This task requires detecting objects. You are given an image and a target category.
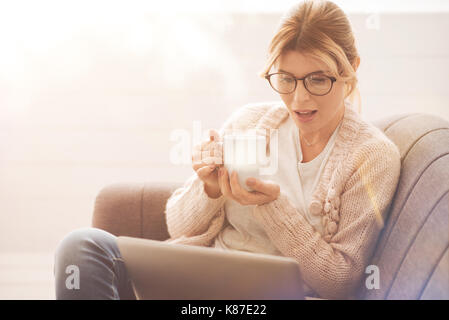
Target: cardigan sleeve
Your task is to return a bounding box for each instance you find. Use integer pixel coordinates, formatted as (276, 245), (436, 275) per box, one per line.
(165, 173), (226, 238)
(252, 141), (401, 299)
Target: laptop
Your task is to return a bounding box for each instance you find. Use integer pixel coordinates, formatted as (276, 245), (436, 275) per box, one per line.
(116, 236), (305, 300)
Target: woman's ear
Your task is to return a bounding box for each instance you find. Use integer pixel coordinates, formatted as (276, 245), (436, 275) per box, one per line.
(352, 56), (360, 72)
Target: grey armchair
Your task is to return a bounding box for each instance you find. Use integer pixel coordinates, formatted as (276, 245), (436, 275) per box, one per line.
(92, 113), (449, 300)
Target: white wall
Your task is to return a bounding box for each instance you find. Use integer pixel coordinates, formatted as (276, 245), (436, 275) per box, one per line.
(0, 9), (448, 253)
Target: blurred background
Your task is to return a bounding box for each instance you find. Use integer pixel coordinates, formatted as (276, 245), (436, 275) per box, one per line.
(0, 0), (448, 299)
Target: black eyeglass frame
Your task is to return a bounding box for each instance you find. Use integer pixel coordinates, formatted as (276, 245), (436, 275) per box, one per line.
(265, 71), (337, 96)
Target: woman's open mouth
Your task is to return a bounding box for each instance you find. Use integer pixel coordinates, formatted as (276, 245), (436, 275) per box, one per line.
(294, 110), (318, 123)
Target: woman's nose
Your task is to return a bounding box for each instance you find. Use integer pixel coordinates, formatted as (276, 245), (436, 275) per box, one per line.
(292, 80), (311, 102)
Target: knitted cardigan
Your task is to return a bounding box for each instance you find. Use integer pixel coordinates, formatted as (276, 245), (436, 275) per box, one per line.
(164, 101), (401, 299)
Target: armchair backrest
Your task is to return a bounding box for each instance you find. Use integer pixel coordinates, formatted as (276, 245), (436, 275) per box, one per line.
(357, 113), (449, 299)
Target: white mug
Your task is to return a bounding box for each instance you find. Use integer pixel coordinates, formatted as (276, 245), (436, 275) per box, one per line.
(223, 130), (268, 192)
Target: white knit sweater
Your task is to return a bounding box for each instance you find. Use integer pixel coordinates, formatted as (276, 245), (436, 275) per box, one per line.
(164, 101), (401, 299)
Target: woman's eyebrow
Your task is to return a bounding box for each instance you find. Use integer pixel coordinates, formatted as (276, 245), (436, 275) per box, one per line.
(278, 68), (326, 77)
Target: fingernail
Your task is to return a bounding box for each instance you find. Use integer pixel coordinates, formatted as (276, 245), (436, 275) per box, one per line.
(247, 178), (255, 185)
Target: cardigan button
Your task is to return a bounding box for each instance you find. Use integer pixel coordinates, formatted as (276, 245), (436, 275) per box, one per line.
(328, 221), (338, 234)
(324, 202), (332, 213)
(331, 209), (340, 222)
(333, 196), (340, 208)
(309, 200), (323, 216)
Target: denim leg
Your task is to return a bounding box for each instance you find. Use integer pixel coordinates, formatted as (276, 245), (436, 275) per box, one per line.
(54, 227), (136, 300)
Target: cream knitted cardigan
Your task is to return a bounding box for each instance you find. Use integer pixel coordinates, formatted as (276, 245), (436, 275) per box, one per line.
(164, 101), (401, 299)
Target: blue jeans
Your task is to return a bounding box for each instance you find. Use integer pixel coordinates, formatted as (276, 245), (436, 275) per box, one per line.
(53, 227), (136, 300)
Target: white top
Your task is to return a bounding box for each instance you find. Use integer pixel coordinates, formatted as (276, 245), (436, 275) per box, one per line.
(213, 111), (342, 295)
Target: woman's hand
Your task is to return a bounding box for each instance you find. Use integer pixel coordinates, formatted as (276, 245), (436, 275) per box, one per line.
(192, 129), (223, 198)
(217, 167), (280, 206)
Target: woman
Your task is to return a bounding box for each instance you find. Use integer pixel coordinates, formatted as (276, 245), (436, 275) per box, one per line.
(164, 0), (400, 299)
(54, 0), (400, 300)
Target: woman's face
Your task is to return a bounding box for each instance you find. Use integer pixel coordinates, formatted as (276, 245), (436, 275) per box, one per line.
(275, 50), (347, 135)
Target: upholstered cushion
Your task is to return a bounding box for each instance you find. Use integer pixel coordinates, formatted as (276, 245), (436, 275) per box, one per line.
(358, 113), (449, 299)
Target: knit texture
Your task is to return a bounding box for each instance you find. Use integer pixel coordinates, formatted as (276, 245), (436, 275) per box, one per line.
(164, 101), (401, 299)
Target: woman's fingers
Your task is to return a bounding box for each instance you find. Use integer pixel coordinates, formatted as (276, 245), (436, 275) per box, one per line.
(192, 157), (222, 171)
(228, 171), (266, 205)
(217, 168), (279, 205)
(246, 178), (280, 197)
(191, 133), (223, 166)
(228, 172), (278, 205)
(218, 168), (235, 201)
(192, 141), (222, 162)
(196, 165), (216, 180)
(209, 129), (222, 142)
(191, 129), (224, 185)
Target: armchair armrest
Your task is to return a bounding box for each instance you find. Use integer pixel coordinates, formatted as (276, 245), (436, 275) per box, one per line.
(91, 181), (181, 240)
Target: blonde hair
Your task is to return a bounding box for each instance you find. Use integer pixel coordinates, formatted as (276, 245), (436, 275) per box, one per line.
(259, 0), (361, 113)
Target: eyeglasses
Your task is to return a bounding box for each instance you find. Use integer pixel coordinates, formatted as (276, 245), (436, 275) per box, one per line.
(265, 71), (337, 96)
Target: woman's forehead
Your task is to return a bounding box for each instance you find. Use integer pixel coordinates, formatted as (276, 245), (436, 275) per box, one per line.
(275, 50), (330, 77)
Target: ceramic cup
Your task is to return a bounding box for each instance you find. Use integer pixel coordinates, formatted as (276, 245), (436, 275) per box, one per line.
(223, 131), (267, 192)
